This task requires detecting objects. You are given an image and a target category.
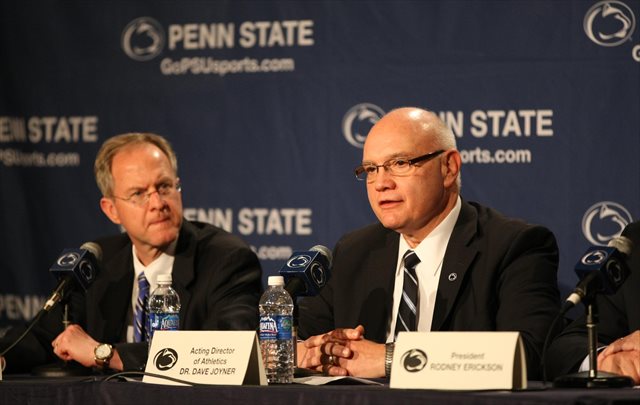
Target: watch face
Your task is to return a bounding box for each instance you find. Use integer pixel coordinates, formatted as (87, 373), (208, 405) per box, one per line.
(96, 344), (111, 359)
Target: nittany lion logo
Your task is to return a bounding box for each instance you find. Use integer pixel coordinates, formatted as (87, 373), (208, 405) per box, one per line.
(584, 1), (636, 47)
(342, 103), (385, 149)
(122, 17), (166, 61)
(153, 348), (178, 371)
(582, 201), (633, 245)
(401, 349), (428, 373)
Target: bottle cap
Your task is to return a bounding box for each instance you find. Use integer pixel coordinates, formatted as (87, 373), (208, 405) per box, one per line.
(157, 274), (172, 284)
(267, 275), (285, 286)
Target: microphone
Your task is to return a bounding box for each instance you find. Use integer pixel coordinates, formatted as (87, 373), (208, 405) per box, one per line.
(43, 242), (102, 311)
(279, 245), (332, 298)
(563, 235), (633, 311)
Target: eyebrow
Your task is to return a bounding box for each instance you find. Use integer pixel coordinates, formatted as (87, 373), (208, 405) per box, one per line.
(120, 177), (174, 194)
(361, 152), (411, 165)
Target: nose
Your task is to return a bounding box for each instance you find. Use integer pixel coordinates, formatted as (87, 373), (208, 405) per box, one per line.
(372, 168), (395, 191)
(147, 189), (167, 208)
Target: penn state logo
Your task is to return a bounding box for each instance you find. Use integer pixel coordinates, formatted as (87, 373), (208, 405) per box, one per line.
(584, 1), (636, 47)
(78, 260), (95, 282)
(57, 252), (80, 267)
(581, 249), (608, 265)
(153, 348), (178, 371)
(287, 254), (311, 268)
(309, 262), (326, 287)
(582, 201), (633, 245)
(342, 103), (385, 149)
(121, 17), (166, 61)
(401, 349), (428, 373)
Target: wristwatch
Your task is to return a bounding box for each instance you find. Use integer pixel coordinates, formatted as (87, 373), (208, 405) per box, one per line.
(385, 342), (395, 378)
(94, 343), (114, 369)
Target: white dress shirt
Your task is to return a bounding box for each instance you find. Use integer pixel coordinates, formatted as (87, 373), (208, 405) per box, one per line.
(126, 241), (176, 342)
(387, 196), (462, 342)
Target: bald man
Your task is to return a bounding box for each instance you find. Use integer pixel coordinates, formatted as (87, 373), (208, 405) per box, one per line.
(296, 107), (560, 379)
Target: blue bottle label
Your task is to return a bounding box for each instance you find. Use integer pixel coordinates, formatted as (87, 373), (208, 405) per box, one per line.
(259, 315), (292, 340)
(148, 313), (179, 339)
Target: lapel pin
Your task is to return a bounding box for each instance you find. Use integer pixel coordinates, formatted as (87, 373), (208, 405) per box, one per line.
(448, 273), (457, 282)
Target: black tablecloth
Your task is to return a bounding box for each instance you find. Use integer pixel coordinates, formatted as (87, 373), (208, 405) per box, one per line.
(0, 376), (638, 405)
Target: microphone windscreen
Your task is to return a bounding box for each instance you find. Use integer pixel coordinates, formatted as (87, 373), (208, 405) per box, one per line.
(310, 245), (332, 268)
(607, 235), (633, 256)
(81, 241), (103, 261)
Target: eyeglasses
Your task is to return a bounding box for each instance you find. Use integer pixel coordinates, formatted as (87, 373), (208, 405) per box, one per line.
(112, 180), (182, 206)
(354, 150), (445, 182)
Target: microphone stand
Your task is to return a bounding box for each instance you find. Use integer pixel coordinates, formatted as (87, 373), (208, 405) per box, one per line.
(291, 298), (321, 378)
(31, 301), (92, 377)
(554, 295), (633, 388)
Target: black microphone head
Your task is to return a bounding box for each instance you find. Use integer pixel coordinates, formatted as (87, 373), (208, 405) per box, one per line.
(280, 245), (332, 297)
(574, 240), (631, 297)
(50, 243), (101, 292)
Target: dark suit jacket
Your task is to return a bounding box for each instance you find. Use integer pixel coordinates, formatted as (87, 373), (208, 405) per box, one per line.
(546, 221), (640, 379)
(298, 200), (560, 379)
(2, 220), (262, 372)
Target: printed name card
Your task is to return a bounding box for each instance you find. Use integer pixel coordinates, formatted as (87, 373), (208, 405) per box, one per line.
(143, 330), (266, 386)
(390, 331), (526, 390)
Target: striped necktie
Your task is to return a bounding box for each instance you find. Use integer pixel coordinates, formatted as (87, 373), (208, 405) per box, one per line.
(395, 250), (420, 338)
(134, 272), (150, 342)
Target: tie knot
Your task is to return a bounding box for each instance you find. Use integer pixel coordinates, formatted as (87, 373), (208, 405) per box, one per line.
(403, 250), (420, 270)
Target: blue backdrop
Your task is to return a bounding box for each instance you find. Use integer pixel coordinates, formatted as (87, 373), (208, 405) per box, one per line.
(1, 0), (638, 328)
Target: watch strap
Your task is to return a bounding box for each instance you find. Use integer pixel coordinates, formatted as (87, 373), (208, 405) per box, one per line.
(385, 342), (394, 378)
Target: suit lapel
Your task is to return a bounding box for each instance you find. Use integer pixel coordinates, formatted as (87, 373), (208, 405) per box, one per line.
(363, 228), (399, 341)
(171, 221), (196, 328)
(89, 243), (133, 341)
(431, 202), (480, 331)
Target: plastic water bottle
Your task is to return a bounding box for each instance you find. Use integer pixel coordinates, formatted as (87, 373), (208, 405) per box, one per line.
(147, 274), (181, 341)
(259, 276), (294, 384)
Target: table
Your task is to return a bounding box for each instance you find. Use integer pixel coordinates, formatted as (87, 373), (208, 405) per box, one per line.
(0, 376), (638, 405)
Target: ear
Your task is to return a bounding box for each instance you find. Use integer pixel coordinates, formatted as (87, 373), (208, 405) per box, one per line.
(441, 150), (461, 189)
(100, 197), (122, 225)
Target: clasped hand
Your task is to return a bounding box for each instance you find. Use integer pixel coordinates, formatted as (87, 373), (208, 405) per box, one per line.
(296, 325), (386, 378)
(597, 330), (640, 384)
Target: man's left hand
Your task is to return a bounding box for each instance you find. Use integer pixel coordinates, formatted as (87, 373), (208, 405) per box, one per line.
(598, 350), (640, 384)
(599, 330), (640, 358)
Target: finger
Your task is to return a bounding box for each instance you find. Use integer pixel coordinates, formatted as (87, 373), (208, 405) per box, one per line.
(326, 342), (351, 358)
(303, 333), (330, 348)
(300, 345), (330, 369)
(328, 328), (362, 341)
(598, 355), (619, 374)
(601, 338), (626, 357)
(323, 363), (348, 377)
(320, 341), (335, 356)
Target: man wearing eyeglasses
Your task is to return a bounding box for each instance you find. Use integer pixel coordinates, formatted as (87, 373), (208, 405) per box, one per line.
(296, 107), (560, 379)
(0, 133), (262, 373)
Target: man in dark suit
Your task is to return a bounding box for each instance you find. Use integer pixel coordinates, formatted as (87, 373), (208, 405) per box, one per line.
(546, 221), (640, 384)
(296, 107), (560, 379)
(0, 133), (262, 373)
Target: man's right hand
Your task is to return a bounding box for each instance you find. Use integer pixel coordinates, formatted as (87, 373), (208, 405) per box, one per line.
(52, 324), (123, 371)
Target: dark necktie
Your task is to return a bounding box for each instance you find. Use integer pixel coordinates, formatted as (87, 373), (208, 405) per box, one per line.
(134, 272), (149, 342)
(395, 250), (420, 338)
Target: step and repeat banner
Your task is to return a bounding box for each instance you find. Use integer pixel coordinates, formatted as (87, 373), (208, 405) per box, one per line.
(1, 1), (638, 328)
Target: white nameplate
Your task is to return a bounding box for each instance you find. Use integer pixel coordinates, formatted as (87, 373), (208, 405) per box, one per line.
(143, 330), (266, 386)
(390, 332), (527, 390)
